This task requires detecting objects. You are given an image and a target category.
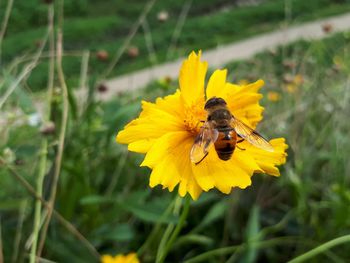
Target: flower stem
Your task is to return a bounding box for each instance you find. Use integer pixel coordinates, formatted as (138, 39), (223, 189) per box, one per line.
(0, 0), (14, 66)
(184, 236), (299, 263)
(29, 141), (48, 263)
(156, 195), (191, 263)
(29, 5), (54, 262)
(288, 235), (350, 263)
(37, 0), (69, 256)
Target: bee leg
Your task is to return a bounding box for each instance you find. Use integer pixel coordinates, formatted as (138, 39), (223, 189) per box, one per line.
(195, 152), (208, 165)
(236, 145), (245, 151)
(237, 139), (244, 144)
(236, 139), (245, 150)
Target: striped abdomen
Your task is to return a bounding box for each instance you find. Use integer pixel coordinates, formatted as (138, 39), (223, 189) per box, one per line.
(214, 128), (237, 161)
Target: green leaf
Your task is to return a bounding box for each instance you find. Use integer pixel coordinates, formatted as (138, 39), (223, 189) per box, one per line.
(241, 205), (261, 263)
(67, 84), (78, 119)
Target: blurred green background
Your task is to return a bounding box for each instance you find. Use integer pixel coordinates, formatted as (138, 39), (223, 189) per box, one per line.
(1, 0), (350, 262)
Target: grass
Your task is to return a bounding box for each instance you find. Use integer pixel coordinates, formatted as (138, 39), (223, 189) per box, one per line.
(1, 0), (350, 90)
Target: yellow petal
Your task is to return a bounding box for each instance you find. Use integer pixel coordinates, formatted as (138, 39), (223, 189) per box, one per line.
(177, 137), (203, 200)
(153, 90), (185, 119)
(245, 138), (288, 176)
(116, 92), (185, 150)
(206, 69), (227, 99)
(124, 253), (139, 263)
(245, 79), (265, 92)
(145, 133), (202, 199)
(179, 51), (208, 106)
(231, 149), (262, 173)
(141, 131), (189, 168)
(139, 92), (183, 120)
(128, 139), (155, 153)
(149, 154), (181, 192)
(101, 255), (114, 263)
(220, 80), (265, 128)
(117, 121), (179, 145)
(139, 100), (183, 126)
(192, 148), (252, 194)
(191, 149), (216, 191)
(103, 253), (139, 263)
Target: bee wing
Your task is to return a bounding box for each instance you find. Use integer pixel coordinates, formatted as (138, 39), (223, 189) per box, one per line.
(190, 122), (219, 164)
(230, 116), (274, 152)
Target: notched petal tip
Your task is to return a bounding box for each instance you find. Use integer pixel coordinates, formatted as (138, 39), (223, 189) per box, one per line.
(249, 137), (288, 177)
(178, 181), (202, 200)
(188, 49), (202, 59)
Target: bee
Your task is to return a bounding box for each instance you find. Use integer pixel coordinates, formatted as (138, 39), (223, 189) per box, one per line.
(190, 97), (274, 165)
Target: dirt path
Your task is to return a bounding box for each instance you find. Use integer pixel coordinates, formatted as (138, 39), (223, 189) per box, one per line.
(93, 12), (350, 101)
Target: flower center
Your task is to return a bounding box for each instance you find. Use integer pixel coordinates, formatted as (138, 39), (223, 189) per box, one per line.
(183, 100), (207, 135)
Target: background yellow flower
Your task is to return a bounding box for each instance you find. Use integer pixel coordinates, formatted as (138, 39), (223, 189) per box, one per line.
(101, 253), (139, 263)
(267, 91), (281, 102)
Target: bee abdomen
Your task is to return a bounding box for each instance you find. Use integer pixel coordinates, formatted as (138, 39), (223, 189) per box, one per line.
(215, 143), (234, 161)
(217, 150), (233, 160)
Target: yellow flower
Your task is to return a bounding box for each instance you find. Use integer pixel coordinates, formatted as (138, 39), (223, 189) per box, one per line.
(293, 74), (304, 86)
(285, 83), (297, 94)
(267, 91), (281, 102)
(117, 51), (287, 200)
(101, 253), (139, 263)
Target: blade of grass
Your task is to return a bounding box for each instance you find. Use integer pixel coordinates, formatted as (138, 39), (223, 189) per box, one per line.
(37, 0), (70, 257)
(2, 161), (100, 259)
(288, 235), (350, 263)
(166, 0), (192, 60)
(0, 0), (14, 66)
(12, 200), (28, 263)
(142, 18), (158, 65)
